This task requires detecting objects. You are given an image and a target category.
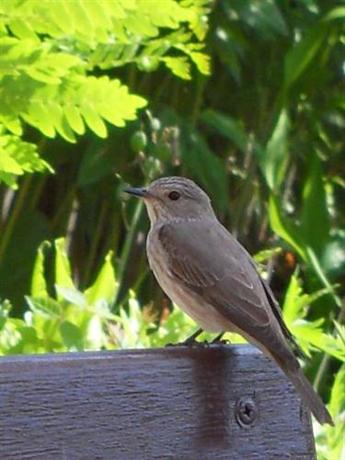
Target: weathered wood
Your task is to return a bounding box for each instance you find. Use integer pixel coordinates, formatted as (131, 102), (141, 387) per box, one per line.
(0, 345), (316, 459)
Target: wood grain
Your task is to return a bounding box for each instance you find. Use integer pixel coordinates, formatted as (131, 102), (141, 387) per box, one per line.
(0, 344), (316, 459)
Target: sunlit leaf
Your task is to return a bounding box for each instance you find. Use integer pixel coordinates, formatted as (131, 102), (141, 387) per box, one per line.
(54, 238), (74, 294)
(0, 132), (52, 187)
(284, 24), (327, 88)
(262, 109), (290, 190)
(55, 286), (86, 308)
(60, 320), (83, 350)
(254, 247), (282, 264)
(268, 195), (307, 260)
(25, 296), (62, 318)
(162, 56), (191, 80)
(30, 241), (50, 298)
(85, 251), (117, 305)
(323, 6), (345, 22)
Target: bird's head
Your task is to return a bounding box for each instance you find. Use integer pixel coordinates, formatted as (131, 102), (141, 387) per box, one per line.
(124, 176), (215, 225)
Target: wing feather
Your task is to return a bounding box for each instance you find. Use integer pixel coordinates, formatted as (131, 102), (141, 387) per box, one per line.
(157, 219), (296, 359)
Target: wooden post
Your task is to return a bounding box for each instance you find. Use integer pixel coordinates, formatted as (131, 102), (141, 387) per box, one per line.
(0, 345), (316, 459)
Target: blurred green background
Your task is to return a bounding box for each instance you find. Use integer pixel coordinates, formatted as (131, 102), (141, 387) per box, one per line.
(0, 0), (344, 457)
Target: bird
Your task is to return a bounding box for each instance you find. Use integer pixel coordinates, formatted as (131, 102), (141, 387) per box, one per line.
(124, 176), (333, 426)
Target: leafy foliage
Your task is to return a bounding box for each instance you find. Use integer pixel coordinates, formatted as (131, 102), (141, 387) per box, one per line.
(0, 0), (210, 185)
(0, 130), (52, 188)
(283, 274), (344, 362)
(0, 238), (195, 352)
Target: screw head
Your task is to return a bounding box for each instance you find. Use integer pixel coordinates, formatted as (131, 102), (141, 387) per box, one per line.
(235, 397), (257, 427)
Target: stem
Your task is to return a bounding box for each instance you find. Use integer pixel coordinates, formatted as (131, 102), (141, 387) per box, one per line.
(82, 200), (108, 288)
(190, 75), (206, 126)
(152, 74), (172, 105)
(231, 156), (256, 238)
(113, 198), (144, 309)
(314, 303), (345, 392)
(29, 176), (46, 210)
(50, 187), (75, 233)
(119, 267), (150, 307)
(0, 177), (31, 265)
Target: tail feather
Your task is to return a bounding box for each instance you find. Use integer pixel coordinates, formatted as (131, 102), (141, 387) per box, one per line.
(286, 367), (334, 426)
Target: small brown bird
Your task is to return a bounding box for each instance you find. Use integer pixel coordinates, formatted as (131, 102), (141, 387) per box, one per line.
(124, 176), (333, 426)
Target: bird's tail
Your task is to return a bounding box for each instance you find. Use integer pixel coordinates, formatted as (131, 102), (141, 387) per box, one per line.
(286, 367), (334, 426)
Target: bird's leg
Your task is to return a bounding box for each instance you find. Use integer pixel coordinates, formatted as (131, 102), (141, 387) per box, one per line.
(183, 328), (203, 345)
(165, 328), (204, 347)
(211, 332), (230, 344)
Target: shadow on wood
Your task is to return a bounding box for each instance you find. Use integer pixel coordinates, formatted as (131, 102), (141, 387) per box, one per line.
(0, 344), (316, 459)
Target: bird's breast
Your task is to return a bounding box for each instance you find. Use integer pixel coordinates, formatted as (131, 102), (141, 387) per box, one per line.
(146, 229), (234, 333)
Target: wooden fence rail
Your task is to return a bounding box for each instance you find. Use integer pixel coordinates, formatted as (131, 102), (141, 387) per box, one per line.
(0, 344), (316, 459)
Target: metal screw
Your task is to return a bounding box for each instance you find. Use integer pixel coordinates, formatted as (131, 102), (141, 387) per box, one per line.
(235, 397), (257, 427)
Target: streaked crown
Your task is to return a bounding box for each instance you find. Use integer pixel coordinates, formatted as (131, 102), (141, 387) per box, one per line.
(145, 176), (215, 224)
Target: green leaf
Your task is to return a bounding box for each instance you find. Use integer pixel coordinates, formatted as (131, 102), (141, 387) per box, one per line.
(26, 296), (62, 318)
(0, 132), (52, 187)
(201, 109), (248, 152)
(305, 247), (342, 309)
(254, 247), (282, 264)
(64, 105), (85, 135)
(282, 274), (305, 325)
(284, 24), (327, 89)
(0, 148), (22, 174)
(80, 103), (107, 138)
(0, 172), (17, 188)
(85, 315), (104, 350)
(329, 364), (345, 444)
(290, 319), (326, 357)
(261, 109), (290, 190)
(162, 56), (191, 80)
(55, 286), (86, 308)
(300, 156), (330, 256)
(7, 19), (39, 41)
(189, 52), (210, 75)
(0, 299), (11, 331)
(230, 0), (288, 38)
(60, 321), (83, 350)
(85, 251), (117, 305)
(282, 273), (330, 327)
(268, 195), (307, 260)
(45, 101), (76, 142)
(323, 6), (345, 22)
(30, 241), (50, 298)
(321, 231), (345, 281)
(25, 101), (56, 137)
(54, 239), (74, 294)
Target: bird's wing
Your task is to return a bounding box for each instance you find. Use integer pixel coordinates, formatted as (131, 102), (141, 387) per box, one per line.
(259, 275), (305, 358)
(158, 219), (294, 358)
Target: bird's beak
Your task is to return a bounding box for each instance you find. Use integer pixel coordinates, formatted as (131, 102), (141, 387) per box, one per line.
(123, 186), (148, 198)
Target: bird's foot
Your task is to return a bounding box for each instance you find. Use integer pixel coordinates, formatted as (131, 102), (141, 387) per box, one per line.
(165, 328), (208, 347)
(183, 337), (210, 347)
(211, 333), (230, 345)
(212, 339), (230, 345)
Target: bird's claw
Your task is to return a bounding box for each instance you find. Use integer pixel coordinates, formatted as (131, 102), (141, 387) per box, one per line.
(211, 338), (230, 345)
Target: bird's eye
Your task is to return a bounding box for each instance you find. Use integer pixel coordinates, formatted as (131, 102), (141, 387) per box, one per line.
(168, 191), (180, 201)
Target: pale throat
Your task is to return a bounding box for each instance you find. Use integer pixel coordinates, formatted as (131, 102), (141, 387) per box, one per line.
(145, 199), (216, 227)
(145, 200), (172, 226)
(145, 201), (159, 225)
